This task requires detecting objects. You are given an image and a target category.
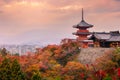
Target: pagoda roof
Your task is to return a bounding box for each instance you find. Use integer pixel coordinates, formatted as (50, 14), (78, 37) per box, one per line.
(73, 20), (93, 28)
(73, 8), (93, 28)
(73, 32), (92, 35)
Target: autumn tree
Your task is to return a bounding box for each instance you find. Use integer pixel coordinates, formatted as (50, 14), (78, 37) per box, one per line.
(112, 47), (120, 67)
(62, 61), (86, 80)
(56, 42), (80, 66)
(1, 48), (7, 56)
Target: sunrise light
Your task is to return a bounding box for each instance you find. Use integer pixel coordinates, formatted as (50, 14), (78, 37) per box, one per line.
(60, 5), (82, 10)
(0, 0), (120, 45)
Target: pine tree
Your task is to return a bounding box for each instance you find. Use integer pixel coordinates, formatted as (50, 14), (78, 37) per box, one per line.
(0, 58), (12, 80)
(31, 72), (41, 80)
(0, 58), (26, 80)
(11, 59), (26, 80)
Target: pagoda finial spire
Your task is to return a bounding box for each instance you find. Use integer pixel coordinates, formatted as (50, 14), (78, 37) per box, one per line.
(82, 8), (84, 21)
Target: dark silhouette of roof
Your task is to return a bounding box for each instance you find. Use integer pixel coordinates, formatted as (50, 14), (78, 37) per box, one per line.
(108, 35), (120, 41)
(90, 31), (120, 41)
(73, 32), (92, 35)
(73, 8), (93, 28)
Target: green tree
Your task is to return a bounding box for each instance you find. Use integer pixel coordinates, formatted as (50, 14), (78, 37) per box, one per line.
(112, 48), (120, 67)
(11, 59), (26, 80)
(0, 58), (26, 80)
(31, 72), (41, 80)
(103, 75), (112, 80)
(0, 58), (12, 80)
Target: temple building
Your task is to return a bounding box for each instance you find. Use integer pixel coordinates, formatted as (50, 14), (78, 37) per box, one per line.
(72, 9), (120, 48)
(73, 9), (93, 48)
(89, 31), (120, 47)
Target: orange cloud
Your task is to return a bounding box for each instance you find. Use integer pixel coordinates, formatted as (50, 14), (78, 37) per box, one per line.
(0, 0), (120, 44)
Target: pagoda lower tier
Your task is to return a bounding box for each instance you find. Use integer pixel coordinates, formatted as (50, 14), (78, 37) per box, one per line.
(73, 32), (91, 41)
(73, 29), (92, 41)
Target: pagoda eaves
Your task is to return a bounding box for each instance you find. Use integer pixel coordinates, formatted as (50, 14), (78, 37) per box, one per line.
(73, 8), (93, 28)
(73, 32), (92, 35)
(73, 20), (93, 28)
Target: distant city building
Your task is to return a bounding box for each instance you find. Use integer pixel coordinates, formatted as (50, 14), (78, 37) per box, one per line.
(0, 45), (40, 55)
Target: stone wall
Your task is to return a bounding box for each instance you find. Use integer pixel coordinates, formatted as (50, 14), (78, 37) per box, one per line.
(77, 48), (115, 64)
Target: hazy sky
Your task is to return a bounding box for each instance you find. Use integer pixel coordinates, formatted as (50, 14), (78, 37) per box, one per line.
(0, 0), (120, 45)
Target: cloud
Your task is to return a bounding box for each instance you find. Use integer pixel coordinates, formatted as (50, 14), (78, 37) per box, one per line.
(115, 0), (120, 1)
(0, 0), (120, 44)
(0, 10), (3, 13)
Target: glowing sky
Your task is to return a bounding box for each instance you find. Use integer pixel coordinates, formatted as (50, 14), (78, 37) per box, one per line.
(0, 0), (120, 44)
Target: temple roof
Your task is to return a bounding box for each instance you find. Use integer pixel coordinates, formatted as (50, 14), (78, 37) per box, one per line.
(90, 31), (120, 41)
(73, 9), (93, 28)
(73, 32), (92, 35)
(108, 35), (120, 41)
(75, 20), (93, 28)
(93, 33), (110, 40)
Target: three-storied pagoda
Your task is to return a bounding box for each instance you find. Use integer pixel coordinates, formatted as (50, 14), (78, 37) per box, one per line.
(73, 9), (93, 48)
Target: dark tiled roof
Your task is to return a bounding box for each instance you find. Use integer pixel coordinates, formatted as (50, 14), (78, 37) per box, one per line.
(73, 32), (92, 35)
(73, 8), (93, 28)
(73, 20), (93, 28)
(94, 33), (111, 40)
(91, 31), (120, 41)
(108, 35), (120, 41)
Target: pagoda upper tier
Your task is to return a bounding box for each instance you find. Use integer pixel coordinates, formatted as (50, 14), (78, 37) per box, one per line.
(73, 9), (93, 29)
(73, 20), (93, 28)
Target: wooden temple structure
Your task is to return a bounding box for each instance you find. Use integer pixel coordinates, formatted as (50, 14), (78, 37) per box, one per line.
(89, 31), (120, 47)
(73, 9), (94, 48)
